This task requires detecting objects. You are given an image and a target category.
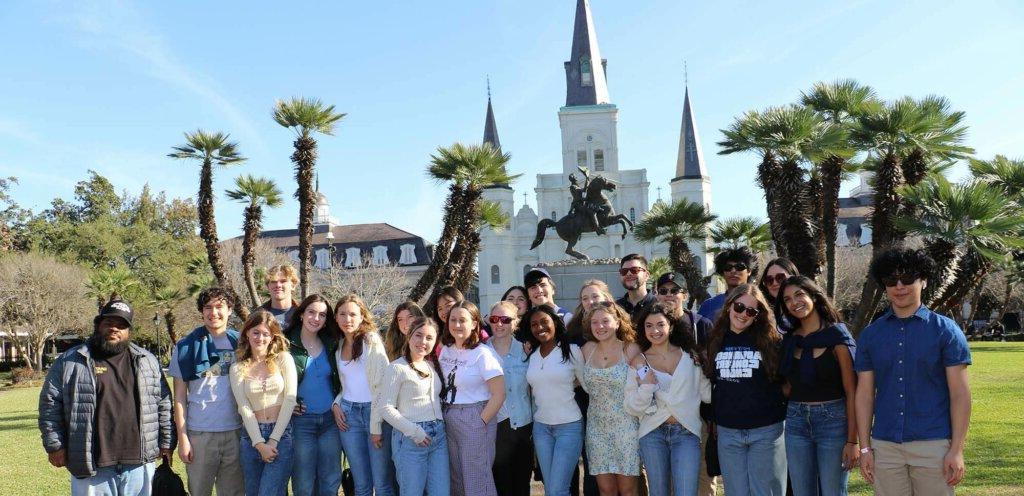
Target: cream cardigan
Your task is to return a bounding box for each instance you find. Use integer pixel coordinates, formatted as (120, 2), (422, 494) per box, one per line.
(624, 352), (712, 439)
(378, 357), (444, 443)
(334, 330), (391, 435)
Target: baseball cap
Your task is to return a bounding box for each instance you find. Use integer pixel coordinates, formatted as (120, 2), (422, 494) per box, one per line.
(656, 272), (688, 290)
(524, 267), (552, 288)
(94, 299), (134, 328)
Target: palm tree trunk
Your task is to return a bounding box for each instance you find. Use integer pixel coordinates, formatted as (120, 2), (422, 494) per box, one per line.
(989, 279), (1014, 332)
(777, 158), (820, 276)
(198, 159), (229, 287)
(756, 152), (789, 258)
(442, 187), (482, 289)
(409, 184), (465, 301)
(923, 238), (960, 307)
(935, 249), (990, 316)
(820, 155), (844, 296)
(901, 148), (928, 186)
(164, 310), (178, 345)
(454, 230), (481, 293)
(241, 204), (262, 309)
(292, 136), (318, 299)
(963, 278), (987, 331)
(669, 237), (711, 306)
(870, 151), (906, 253)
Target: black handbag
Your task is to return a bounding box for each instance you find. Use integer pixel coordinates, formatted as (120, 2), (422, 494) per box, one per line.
(705, 424), (722, 477)
(152, 456), (188, 496)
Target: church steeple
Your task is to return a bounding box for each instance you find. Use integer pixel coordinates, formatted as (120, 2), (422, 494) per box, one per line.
(564, 0), (610, 107)
(483, 78), (501, 152)
(674, 86), (707, 179)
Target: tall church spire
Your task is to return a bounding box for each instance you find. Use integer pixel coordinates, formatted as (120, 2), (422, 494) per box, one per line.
(483, 77), (501, 152)
(564, 0), (610, 107)
(674, 86), (707, 179)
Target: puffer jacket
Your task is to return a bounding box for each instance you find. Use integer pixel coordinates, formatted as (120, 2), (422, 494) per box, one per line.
(38, 342), (175, 478)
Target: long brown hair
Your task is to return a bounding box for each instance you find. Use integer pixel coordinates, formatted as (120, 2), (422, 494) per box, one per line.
(637, 303), (702, 367)
(285, 294), (338, 341)
(403, 317), (442, 378)
(335, 294), (378, 361)
(441, 300), (484, 349)
(566, 279), (614, 342)
(386, 301), (425, 360)
(582, 302), (637, 343)
(236, 309), (290, 374)
(705, 284), (781, 380)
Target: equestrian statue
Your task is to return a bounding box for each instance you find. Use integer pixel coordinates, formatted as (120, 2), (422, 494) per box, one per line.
(530, 166), (634, 260)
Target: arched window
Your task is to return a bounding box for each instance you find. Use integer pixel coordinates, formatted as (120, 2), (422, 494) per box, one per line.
(629, 207), (636, 223)
(580, 56), (593, 86)
(594, 149), (604, 171)
(490, 265), (500, 285)
(551, 211), (557, 220)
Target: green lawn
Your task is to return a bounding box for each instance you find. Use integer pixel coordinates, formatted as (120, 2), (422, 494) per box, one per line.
(2, 343), (1021, 495)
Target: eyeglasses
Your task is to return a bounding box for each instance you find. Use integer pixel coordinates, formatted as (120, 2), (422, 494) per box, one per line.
(488, 315), (514, 325)
(765, 273), (787, 286)
(731, 301), (760, 318)
(881, 273), (919, 287)
(619, 267), (647, 276)
(723, 263), (748, 273)
(657, 287), (684, 296)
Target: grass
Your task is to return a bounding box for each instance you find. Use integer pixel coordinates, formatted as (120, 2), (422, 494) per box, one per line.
(2, 343), (1021, 495)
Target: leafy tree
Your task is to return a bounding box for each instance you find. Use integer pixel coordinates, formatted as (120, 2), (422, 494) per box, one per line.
(273, 97), (346, 299)
(0, 176), (31, 251)
(634, 198), (718, 305)
(226, 175), (283, 308)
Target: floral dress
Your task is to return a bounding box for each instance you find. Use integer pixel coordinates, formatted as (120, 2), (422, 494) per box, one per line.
(582, 348), (640, 476)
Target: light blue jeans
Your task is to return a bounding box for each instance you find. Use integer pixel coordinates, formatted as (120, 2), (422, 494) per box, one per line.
(391, 419), (450, 496)
(639, 423), (702, 496)
(533, 420), (584, 496)
(785, 400), (850, 496)
(291, 410), (342, 496)
(70, 462), (155, 496)
(240, 422), (294, 496)
(717, 421), (787, 496)
(337, 399), (397, 496)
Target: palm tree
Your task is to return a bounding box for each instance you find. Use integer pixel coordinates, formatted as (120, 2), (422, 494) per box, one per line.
(896, 177), (1024, 307)
(410, 143), (517, 299)
(226, 175), (283, 308)
(634, 198), (718, 305)
(708, 217), (772, 253)
(168, 130), (246, 293)
(273, 97), (346, 299)
(646, 257), (672, 285)
(900, 96), (971, 186)
(150, 288), (185, 347)
(970, 155), (1024, 201)
(86, 265), (141, 311)
(802, 79), (879, 296)
(452, 200), (511, 292)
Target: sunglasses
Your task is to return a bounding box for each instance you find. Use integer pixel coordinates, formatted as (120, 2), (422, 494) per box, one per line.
(765, 273), (788, 286)
(882, 273), (919, 287)
(488, 315), (514, 325)
(723, 263), (748, 273)
(619, 267), (647, 276)
(731, 301), (760, 318)
(657, 287), (684, 296)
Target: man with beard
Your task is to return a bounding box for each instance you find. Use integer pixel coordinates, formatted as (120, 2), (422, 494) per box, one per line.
(39, 299), (175, 495)
(615, 254), (656, 326)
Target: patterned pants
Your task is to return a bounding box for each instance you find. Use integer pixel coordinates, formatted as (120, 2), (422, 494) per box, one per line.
(444, 401), (498, 496)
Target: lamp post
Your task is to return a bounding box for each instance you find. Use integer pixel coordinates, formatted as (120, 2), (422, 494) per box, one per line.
(152, 313), (161, 361)
(325, 230), (335, 269)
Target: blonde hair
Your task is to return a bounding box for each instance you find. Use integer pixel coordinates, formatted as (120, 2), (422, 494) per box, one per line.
(566, 279), (616, 341)
(490, 301), (520, 319)
(583, 303), (637, 343)
(236, 309), (290, 374)
(265, 265), (300, 286)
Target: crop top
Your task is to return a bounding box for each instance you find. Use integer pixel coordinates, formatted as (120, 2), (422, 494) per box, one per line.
(229, 353), (298, 446)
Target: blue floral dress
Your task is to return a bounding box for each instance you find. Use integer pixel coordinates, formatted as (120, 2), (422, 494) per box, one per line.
(582, 348), (640, 476)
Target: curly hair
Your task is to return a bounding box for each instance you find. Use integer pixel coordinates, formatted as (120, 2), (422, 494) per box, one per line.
(335, 294), (378, 361)
(196, 286), (236, 312)
(583, 302), (637, 344)
(869, 247), (935, 285)
(713, 246), (759, 276)
(236, 309), (290, 374)
(705, 284), (781, 380)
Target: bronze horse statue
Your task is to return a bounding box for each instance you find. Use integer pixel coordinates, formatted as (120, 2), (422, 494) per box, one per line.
(530, 175), (634, 260)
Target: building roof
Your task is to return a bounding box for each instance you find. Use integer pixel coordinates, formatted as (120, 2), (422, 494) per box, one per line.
(563, 0), (611, 107)
(483, 93), (501, 152)
(255, 223), (423, 248)
(674, 87), (708, 180)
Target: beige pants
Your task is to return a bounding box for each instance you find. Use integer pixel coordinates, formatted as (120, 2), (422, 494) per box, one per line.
(186, 429), (245, 496)
(872, 438), (954, 496)
(699, 422), (720, 496)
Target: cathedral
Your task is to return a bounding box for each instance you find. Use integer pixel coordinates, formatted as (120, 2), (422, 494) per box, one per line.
(477, 0), (714, 310)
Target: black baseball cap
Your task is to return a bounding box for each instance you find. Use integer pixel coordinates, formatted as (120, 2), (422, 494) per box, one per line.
(94, 299), (134, 328)
(656, 272), (688, 290)
(524, 267), (552, 288)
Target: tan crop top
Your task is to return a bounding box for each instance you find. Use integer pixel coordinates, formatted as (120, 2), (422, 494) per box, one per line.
(229, 353), (298, 445)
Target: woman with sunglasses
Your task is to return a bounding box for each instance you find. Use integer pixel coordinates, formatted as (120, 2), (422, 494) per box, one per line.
(522, 305), (585, 496)
(501, 286), (531, 317)
(626, 303), (711, 496)
(705, 284), (787, 495)
(758, 258), (800, 333)
(581, 302), (642, 496)
(698, 247), (757, 322)
(484, 301), (534, 496)
(379, 317), (449, 496)
(778, 276), (858, 496)
(439, 300), (506, 496)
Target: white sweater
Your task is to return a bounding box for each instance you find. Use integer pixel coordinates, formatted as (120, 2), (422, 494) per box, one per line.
(378, 357), (445, 444)
(624, 352), (712, 439)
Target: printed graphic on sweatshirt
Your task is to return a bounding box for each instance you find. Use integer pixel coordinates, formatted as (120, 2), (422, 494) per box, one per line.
(715, 346), (762, 381)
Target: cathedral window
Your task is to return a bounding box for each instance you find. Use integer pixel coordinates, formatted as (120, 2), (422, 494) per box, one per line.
(577, 150), (587, 169)
(551, 211), (557, 220)
(594, 149), (604, 171)
(490, 265), (500, 285)
(629, 207), (636, 223)
(580, 56), (593, 87)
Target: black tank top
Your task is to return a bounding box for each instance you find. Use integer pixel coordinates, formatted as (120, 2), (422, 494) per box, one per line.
(786, 346), (845, 402)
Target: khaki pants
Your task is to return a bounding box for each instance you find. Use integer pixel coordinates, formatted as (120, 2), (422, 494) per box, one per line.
(186, 429), (245, 496)
(872, 438), (954, 496)
(698, 422), (720, 496)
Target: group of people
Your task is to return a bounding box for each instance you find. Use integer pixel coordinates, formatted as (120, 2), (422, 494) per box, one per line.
(39, 247), (972, 496)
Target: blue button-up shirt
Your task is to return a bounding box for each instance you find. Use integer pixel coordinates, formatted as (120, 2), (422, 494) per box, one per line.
(487, 337), (533, 429)
(854, 305), (971, 443)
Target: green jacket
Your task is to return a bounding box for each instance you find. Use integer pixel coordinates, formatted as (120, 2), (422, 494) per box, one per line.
(287, 328), (342, 397)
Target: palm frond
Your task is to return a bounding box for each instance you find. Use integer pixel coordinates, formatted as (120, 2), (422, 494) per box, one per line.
(273, 97), (347, 138)
(225, 174), (284, 208)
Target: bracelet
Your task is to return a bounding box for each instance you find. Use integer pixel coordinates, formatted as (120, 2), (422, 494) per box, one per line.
(859, 447), (874, 454)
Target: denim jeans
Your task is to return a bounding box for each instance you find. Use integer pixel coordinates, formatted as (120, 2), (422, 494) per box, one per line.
(291, 410), (342, 496)
(338, 399), (396, 496)
(533, 420), (584, 496)
(391, 419), (450, 496)
(70, 462), (155, 496)
(785, 400), (850, 496)
(639, 423), (702, 496)
(717, 421), (787, 496)
(240, 422), (294, 496)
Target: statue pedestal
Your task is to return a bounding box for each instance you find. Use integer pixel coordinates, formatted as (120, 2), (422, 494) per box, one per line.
(536, 259), (623, 310)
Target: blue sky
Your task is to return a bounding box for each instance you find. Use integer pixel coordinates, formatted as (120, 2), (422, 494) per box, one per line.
(1, 0), (1022, 242)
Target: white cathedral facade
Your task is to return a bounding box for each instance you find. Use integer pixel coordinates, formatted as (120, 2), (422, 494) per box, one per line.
(477, 0), (714, 310)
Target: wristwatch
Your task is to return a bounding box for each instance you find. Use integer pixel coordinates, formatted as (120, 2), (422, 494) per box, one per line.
(860, 447), (874, 454)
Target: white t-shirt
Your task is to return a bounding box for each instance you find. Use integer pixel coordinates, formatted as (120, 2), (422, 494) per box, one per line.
(438, 345), (504, 404)
(527, 344), (583, 425)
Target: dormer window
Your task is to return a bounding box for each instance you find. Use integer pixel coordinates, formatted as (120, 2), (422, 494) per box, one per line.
(580, 56), (593, 87)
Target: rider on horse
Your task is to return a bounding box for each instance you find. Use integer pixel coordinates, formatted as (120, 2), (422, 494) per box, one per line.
(568, 167), (607, 235)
